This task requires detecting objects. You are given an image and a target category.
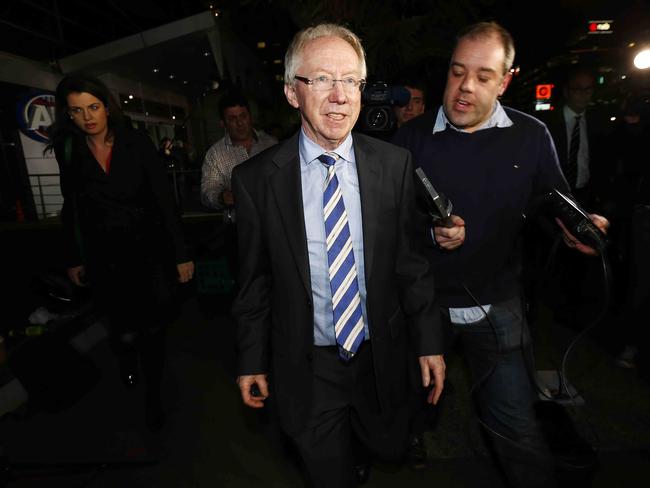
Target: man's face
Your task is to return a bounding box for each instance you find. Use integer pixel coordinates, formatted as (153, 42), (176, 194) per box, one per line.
(394, 86), (425, 126)
(221, 105), (253, 143)
(442, 35), (511, 133)
(564, 72), (595, 114)
(284, 35), (363, 150)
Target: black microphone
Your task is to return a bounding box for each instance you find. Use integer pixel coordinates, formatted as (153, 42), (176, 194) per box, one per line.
(414, 167), (454, 227)
(544, 188), (608, 253)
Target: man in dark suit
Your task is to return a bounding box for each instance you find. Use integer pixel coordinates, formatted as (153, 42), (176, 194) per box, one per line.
(231, 23), (445, 487)
(537, 64), (608, 208)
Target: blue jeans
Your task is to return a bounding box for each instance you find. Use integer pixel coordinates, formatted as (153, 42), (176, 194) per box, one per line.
(448, 295), (557, 488)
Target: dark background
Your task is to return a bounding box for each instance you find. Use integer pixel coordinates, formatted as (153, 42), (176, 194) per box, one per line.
(2, 0), (649, 112)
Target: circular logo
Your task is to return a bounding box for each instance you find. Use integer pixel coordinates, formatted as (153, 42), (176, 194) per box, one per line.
(17, 93), (56, 143)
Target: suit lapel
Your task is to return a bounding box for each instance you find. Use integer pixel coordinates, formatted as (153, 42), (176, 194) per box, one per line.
(270, 134), (311, 295)
(353, 134), (381, 284)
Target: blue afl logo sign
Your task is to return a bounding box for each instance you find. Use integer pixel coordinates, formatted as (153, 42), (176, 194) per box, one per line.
(17, 93), (56, 143)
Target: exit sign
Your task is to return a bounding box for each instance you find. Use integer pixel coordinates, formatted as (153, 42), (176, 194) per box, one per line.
(588, 20), (613, 34)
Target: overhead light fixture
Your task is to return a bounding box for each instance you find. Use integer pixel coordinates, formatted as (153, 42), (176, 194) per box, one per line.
(169, 74), (175, 79)
(204, 51), (210, 57)
(152, 67), (159, 73)
(633, 47), (650, 70)
(128, 94), (134, 99)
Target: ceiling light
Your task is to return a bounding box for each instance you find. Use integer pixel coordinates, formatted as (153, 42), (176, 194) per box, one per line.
(633, 48), (650, 70)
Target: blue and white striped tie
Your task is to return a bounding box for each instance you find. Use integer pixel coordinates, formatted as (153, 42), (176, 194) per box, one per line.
(319, 152), (365, 361)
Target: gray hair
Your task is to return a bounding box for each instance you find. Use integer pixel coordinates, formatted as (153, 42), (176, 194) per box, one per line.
(455, 21), (516, 76)
(284, 23), (367, 85)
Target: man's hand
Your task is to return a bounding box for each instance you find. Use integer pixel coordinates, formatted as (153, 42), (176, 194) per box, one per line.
(221, 190), (235, 207)
(418, 355), (446, 404)
(177, 261), (195, 283)
(66, 265), (86, 287)
(434, 215), (465, 250)
(556, 213), (609, 256)
(237, 374), (269, 408)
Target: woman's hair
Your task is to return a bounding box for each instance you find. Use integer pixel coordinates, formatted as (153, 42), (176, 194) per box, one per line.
(45, 73), (125, 153)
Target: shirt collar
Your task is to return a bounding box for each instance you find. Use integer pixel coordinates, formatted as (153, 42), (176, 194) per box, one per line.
(299, 128), (355, 166)
(563, 105), (583, 120)
(433, 101), (513, 134)
(224, 128), (260, 147)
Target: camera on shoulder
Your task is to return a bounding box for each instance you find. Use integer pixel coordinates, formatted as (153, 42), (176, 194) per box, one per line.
(355, 81), (411, 138)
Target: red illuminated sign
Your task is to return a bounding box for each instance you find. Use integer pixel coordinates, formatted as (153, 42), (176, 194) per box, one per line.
(536, 84), (554, 100)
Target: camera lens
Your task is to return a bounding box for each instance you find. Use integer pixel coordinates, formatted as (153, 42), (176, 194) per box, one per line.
(364, 107), (391, 131)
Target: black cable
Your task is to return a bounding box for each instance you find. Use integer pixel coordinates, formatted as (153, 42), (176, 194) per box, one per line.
(460, 283), (529, 447)
(554, 250), (611, 402)
(461, 283), (500, 396)
(460, 243), (610, 449)
(528, 232), (564, 401)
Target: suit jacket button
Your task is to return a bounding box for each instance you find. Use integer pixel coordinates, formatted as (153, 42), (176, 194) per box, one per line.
(307, 300), (313, 308)
(306, 352), (313, 362)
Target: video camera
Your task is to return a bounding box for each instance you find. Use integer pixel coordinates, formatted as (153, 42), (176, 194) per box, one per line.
(356, 81), (411, 138)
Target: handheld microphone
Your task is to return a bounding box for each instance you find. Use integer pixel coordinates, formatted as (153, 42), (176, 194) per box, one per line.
(544, 188), (608, 253)
(415, 167), (454, 227)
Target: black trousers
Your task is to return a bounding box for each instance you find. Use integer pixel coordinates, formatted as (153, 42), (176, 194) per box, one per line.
(290, 342), (409, 488)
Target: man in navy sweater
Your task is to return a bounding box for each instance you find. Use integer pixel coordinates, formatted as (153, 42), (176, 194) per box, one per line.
(393, 21), (608, 488)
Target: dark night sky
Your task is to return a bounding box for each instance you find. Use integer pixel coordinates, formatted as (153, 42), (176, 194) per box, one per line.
(1, 0), (647, 108)
(2, 0), (646, 69)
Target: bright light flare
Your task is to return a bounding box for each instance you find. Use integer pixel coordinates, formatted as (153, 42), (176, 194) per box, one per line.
(633, 48), (650, 69)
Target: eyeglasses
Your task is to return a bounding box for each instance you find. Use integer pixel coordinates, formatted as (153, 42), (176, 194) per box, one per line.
(294, 75), (366, 92)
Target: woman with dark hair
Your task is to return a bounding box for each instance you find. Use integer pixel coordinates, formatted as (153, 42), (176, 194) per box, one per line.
(46, 73), (194, 430)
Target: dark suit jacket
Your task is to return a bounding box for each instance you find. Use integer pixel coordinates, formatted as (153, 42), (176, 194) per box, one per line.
(536, 107), (610, 206)
(231, 131), (442, 435)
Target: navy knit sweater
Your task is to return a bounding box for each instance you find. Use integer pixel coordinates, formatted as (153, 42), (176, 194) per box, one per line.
(393, 107), (569, 307)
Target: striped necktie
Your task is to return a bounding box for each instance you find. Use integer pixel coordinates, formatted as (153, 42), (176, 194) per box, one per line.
(318, 152), (365, 361)
(565, 115), (581, 189)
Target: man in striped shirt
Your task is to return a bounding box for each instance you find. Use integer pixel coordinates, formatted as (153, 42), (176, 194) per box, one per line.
(200, 91), (277, 210)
